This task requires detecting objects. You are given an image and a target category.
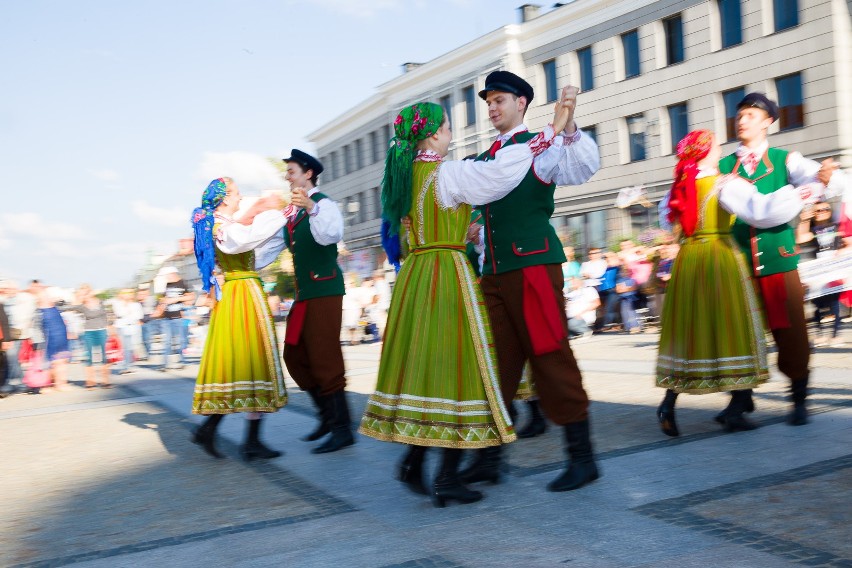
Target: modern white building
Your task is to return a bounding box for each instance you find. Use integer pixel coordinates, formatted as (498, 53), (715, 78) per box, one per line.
(308, 0), (852, 276)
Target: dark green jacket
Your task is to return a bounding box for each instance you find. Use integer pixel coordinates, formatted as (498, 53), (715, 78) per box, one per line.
(285, 192), (345, 301)
(720, 148), (797, 276)
(475, 131), (566, 275)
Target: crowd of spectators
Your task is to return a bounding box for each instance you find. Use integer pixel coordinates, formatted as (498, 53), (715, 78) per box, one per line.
(1, 215), (846, 398)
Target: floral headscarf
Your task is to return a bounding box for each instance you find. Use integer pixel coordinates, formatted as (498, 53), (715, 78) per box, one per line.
(668, 130), (713, 237)
(191, 178), (229, 296)
(381, 102), (444, 236)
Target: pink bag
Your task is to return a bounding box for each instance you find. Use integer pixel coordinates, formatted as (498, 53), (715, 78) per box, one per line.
(23, 349), (52, 388)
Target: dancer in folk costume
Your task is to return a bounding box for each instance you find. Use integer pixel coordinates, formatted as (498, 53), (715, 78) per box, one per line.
(718, 93), (847, 426)
(359, 100), (572, 507)
(190, 177), (294, 461)
(656, 130), (770, 435)
(459, 72), (601, 493)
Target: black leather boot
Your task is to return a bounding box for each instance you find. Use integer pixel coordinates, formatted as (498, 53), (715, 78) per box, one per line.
(301, 388), (331, 442)
(714, 391), (755, 424)
(240, 416), (283, 461)
(723, 390), (758, 432)
(656, 389), (679, 437)
(547, 419), (600, 492)
(192, 414), (225, 459)
(517, 399), (548, 438)
(432, 449), (483, 508)
(458, 445), (502, 484)
(312, 390), (355, 454)
(788, 376), (809, 426)
(398, 445), (428, 495)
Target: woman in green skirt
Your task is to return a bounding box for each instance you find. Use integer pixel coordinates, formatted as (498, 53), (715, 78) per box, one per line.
(656, 131), (769, 435)
(190, 177), (294, 460)
(359, 101), (571, 507)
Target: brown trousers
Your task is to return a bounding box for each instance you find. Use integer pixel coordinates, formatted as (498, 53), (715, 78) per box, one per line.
(760, 270), (810, 381)
(481, 264), (589, 425)
(283, 295), (346, 396)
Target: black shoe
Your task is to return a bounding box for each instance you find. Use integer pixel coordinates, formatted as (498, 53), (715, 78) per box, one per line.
(301, 388), (331, 442)
(458, 446), (502, 485)
(656, 390), (679, 437)
(547, 420), (600, 492)
(432, 449), (482, 508)
(722, 390), (758, 432)
(547, 461), (600, 492)
(723, 413), (758, 432)
(192, 414), (225, 459)
(788, 377), (809, 426)
(240, 416), (282, 461)
(239, 442), (282, 461)
(787, 403), (808, 426)
(311, 390), (355, 454)
(432, 478), (483, 508)
(714, 393), (755, 424)
(517, 399), (547, 439)
(311, 428), (355, 454)
(398, 445), (428, 495)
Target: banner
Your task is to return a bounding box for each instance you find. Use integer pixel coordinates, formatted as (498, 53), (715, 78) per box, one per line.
(798, 254), (852, 300)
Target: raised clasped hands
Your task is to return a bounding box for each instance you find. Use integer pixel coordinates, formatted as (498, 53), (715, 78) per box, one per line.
(552, 86), (579, 135)
(291, 188), (314, 212)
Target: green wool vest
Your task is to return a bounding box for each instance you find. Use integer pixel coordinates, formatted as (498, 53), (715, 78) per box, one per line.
(285, 192), (345, 301)
(720, 148), (797, 276)
(475, 131), (566, 275)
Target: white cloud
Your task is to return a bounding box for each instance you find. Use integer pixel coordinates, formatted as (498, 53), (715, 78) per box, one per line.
(0, 213), (88, 240)
(131, 200), (188, 228)
(197, 151), (287, 195)
(88, 168), (121, 183)
(36, 240), (86, 259)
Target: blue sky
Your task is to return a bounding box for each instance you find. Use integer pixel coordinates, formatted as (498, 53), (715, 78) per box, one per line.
(0, 0), (533, 289)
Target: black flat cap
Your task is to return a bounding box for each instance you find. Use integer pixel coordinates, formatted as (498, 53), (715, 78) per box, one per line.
(284, 149), (324, 176)
(737, 92), (779, 122)
(478, 70), (534, 104)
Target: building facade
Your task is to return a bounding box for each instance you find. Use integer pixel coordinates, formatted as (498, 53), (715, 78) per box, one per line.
(308, 0), (852, 275)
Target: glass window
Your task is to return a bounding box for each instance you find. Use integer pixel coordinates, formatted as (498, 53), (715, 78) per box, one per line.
(586, 210), (606, 249)
(354, 139), (363, 170)
(668, 103), (689, 151)
(373, 186), (382, 220)
(626, 114), (646, 161)
(776, 73), (804, 130)
(344, 144), (353, 175)
(439, 95), (452, 128)
(577, 46), (594, 91)
(718, 0), (742, 48)
(622, 30), (640, 79)
(463, 85), (476, 127)
(329, 151), (337, 180)
(370, 131), (380, 164)
(722, 87), (745, 141)
(543, 59), (558, 102)
(664, 14), (685, 65)
(584, 125), (597, 145)
(774, 0), (798, 31)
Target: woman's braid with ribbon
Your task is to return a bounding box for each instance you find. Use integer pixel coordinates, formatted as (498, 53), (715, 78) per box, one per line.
(668, 130), (713, 237)
(380, 102), (444, 237)
(191, 178), (229, 298)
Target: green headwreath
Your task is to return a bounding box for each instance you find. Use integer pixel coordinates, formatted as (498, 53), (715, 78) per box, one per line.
(381, 102), (444, 236)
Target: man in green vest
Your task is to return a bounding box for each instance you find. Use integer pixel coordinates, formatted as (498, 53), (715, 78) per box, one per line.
(280, 149), (354, 454)
(718, 92), (844, 427)
(459, 70), (601, 492)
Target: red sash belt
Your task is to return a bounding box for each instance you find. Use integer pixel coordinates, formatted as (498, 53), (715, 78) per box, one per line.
(758, 273), (790, 329)
(285, 301), (308, 345)
(522, 265), (566, 355)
